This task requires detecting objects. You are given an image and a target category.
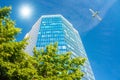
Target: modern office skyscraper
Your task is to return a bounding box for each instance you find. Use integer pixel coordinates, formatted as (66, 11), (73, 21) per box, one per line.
(25, 15), (95, 80)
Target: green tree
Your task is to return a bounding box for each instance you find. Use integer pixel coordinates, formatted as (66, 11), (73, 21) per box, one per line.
(33, 43), (86, 80)
(0, 6), (38, 80)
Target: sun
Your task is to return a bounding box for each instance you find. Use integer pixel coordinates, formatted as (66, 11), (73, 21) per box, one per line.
(19, 4), (33, 19)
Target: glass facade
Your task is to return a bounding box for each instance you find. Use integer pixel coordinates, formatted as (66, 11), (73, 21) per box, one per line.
(25, 15), (95, 80)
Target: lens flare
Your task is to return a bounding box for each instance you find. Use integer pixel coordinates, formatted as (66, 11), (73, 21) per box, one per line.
(19, 4), (33, 19)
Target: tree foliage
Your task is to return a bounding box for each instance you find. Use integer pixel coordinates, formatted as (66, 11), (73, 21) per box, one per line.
(0, 6), (85, 80)
(0, 6), (38, 80)
(33, 43), (85, 80)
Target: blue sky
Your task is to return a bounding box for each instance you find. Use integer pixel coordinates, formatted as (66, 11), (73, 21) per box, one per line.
(0, 0), (120, 80)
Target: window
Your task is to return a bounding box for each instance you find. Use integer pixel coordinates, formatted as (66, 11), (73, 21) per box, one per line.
(62, 46), (66, 49)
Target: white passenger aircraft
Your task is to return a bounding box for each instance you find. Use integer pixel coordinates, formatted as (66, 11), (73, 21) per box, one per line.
(89, 9), (102, 21)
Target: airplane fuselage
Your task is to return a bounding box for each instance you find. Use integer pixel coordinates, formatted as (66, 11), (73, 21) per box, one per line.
(92, 11), (99, 17)
(89, 8), (102, 21)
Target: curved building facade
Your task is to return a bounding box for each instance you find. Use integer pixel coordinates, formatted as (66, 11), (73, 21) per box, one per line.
(25, 15), (95, 80)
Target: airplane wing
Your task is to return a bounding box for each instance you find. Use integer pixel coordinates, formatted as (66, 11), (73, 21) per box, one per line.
(89, 9), (95, 14)
(96, 15), (102, 21)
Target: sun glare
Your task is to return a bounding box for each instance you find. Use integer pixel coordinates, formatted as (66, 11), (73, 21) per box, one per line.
(19, 4), (33, 19)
